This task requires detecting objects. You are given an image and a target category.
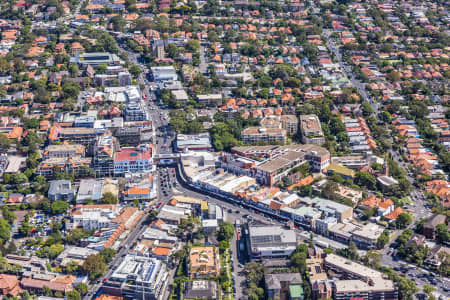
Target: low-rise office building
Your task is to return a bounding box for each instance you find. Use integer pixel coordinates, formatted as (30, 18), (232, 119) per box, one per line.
(247, 225), (297, 260)
(103, 255), (168, 300)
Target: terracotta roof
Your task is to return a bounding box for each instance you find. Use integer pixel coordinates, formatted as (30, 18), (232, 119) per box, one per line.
(152, 247), (170, 256)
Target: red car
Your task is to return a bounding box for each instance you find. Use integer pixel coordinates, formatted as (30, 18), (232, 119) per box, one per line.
(102, 278), (107, 283)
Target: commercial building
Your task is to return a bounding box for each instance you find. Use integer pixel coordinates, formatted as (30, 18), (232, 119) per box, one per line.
(56, 246), (98, 267)
(189, 247), (221, 278)
(103, 255), (168, 300)
(252, 150), (308, 186)
(114, 144), (153, 176)
(151, 66), (178, 82)
(242, 127), (287, 144)
(300, 115), (325, 145)
(230, 144), (330, 173)
(48, 180), (75, 202)
(76, 179), (104, 204)
(247, 225), (297, 260)
(175, 133), (213, 152)
(70, 52), (122, 66)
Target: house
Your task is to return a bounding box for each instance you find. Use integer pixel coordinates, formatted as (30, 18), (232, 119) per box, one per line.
(423, 214), (446, 239)
(0, 274), (21, 297)
(48, 180), (75, 202)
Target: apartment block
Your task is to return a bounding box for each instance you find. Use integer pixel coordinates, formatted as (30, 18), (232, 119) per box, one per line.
(189, 246), (221, 278)
(300, 115), (325, 145)
(43, 143), (85, 159)
(103, 255), (168, 300)
(242, 127), (287, 144)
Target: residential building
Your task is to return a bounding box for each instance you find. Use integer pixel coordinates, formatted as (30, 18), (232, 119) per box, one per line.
(0, 274), (21, 297)
(183, 280), (217, 300)
(280, 115), (299, 135)
(43, 143), (85, 159)
(324, 254), (397, 300)
(102, 255), (168, 300)
(20, 277), (73, 295)
(197, 94), (222, 106)
(300, 115), (325, 145)
(48, 180), (75, 202)
(94, 134), (117, 176)
(36, 157), (92, 178)
(247, 225), (297, 260)
(114, 144), (153, 176)
(189, 247), (221, 278)
(124, 101), (148, 121)
(423, 214), (446, 239)
(242, 127), (287, 144)
(49, 126), (108, 146)
(74, 116), (96, 128)
(265, 272), (303, 300)
(76, 179), (104, 204)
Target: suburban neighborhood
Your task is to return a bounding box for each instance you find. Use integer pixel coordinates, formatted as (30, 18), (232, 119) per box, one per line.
(0, 0), (446, 300)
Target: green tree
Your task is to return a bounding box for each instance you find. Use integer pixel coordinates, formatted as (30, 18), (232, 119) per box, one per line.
(0, 219), (11, 244)
(99, 248), (116, 263)
(82, 254), (107, 280)
(42, 286), (52, 297)
(1, 207), (16, 225)
(218, 222), (234, 241)
(218, 240), (230, 252)
(102, 192), (117, 204)
(355, 171), (377, 190)
(396, 213), (412, 229)
(75, 283), (89, 296)
(65, 228), (90, 245)
(376, 230), (390, 249)
(435, 223), (449, 243)
(51, 201), (69, 214)
(129, 65), (142, 78)
(66, 261), (79, 274)
(66, 289), (81, 300)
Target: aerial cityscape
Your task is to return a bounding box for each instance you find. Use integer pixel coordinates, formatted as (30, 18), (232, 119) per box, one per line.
(0, 0), (447, 299)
